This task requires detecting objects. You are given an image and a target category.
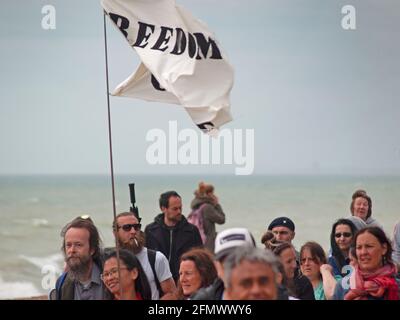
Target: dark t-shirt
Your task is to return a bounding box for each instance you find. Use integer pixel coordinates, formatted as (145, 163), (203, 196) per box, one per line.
(293, 274), (315, 300)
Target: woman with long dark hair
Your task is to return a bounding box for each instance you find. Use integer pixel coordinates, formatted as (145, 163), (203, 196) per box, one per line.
(328, 218), (357, 277)
(101, 248), (152, 300)
(333, 227), (400, 300)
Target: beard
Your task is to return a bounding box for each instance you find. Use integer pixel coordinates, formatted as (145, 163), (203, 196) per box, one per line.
(118, 231), (145, 254)
(65, 254), (92, 281)
(167, 214), (182, 225)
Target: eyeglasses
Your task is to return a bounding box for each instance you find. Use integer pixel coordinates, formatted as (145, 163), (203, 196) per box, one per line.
(118, 223), (141, 232)
(335, 232), (352, 238)
(101, 267), (128, 280)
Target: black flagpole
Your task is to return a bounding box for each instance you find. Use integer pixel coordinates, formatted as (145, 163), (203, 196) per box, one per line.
(103, 10), (124, 299)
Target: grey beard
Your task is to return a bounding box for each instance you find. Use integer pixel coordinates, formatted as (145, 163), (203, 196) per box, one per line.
(67, 257), (92, 281)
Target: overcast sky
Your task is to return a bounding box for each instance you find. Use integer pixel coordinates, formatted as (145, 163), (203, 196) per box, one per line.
(0, 0), (399, 175)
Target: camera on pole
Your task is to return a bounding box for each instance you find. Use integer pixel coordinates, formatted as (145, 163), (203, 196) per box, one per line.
(129, 183), (141, 223)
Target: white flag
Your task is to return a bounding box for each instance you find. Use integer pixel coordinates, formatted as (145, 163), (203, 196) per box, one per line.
(101, 0), (234, 134)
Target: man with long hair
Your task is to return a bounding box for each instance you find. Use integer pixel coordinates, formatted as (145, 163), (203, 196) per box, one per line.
(51, 216), (110, 300)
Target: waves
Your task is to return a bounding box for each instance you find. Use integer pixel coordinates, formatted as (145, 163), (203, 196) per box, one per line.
(0, 275), (42, 299)
(0, 253), (64, 299)
(11, 218), (50, 228)
(19, 253), (64, 275)
(32, 218), (49, 227)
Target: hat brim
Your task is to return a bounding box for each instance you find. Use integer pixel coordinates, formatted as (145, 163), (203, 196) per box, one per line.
(215, 248), (235, 261)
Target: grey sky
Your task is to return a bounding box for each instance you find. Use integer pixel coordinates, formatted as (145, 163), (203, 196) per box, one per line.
(0, 0), (399, 175)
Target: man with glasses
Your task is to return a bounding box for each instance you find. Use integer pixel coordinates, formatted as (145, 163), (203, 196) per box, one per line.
(145, 191), (203, 281)
(113, 212), (176, 300)
(50, 216), (110, 300)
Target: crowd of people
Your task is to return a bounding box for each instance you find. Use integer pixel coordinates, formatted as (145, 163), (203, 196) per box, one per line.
(50, 185), (400, 300)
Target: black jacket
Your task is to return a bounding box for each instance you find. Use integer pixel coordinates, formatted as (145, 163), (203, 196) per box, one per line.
(144, 213), (203, 280)
(293, 274), (315, 300)
(191, 278), (225, 300)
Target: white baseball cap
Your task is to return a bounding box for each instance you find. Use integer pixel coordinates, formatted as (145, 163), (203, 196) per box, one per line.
(214, 228), (256, 260)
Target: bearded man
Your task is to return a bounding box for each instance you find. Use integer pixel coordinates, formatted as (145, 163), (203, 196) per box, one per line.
(51, 216), (110, 300)
(113, 212), (176, 300)
(145, 191), (203, 281)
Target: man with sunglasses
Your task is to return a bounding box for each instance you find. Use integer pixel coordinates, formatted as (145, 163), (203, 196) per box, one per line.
(113, 212), (176, 300)
(145, 191), (203, 281)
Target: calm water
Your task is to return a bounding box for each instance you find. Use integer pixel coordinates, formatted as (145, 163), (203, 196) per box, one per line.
(0, 174), (399, 298)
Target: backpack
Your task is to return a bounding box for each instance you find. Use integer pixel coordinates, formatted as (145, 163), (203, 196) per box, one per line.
(48, 271), (68, 300)
(147, 248), (163, 297)
(187, 203), (207, 244)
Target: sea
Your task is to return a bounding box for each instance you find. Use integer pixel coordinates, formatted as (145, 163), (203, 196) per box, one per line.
(0, 174), (399, 299)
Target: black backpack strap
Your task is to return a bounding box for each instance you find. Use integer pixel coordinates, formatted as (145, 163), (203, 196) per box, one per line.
(147, 249), (163, 297)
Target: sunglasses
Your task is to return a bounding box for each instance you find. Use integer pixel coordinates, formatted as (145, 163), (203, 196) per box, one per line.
(118, 223), (141, 232)
(335, 232), (352, 238)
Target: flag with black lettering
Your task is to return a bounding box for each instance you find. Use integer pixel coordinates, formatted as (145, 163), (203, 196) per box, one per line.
(101, 0), (234, 134)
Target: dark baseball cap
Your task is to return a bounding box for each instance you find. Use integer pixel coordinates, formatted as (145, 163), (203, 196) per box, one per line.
(267, 217), (295, 232)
